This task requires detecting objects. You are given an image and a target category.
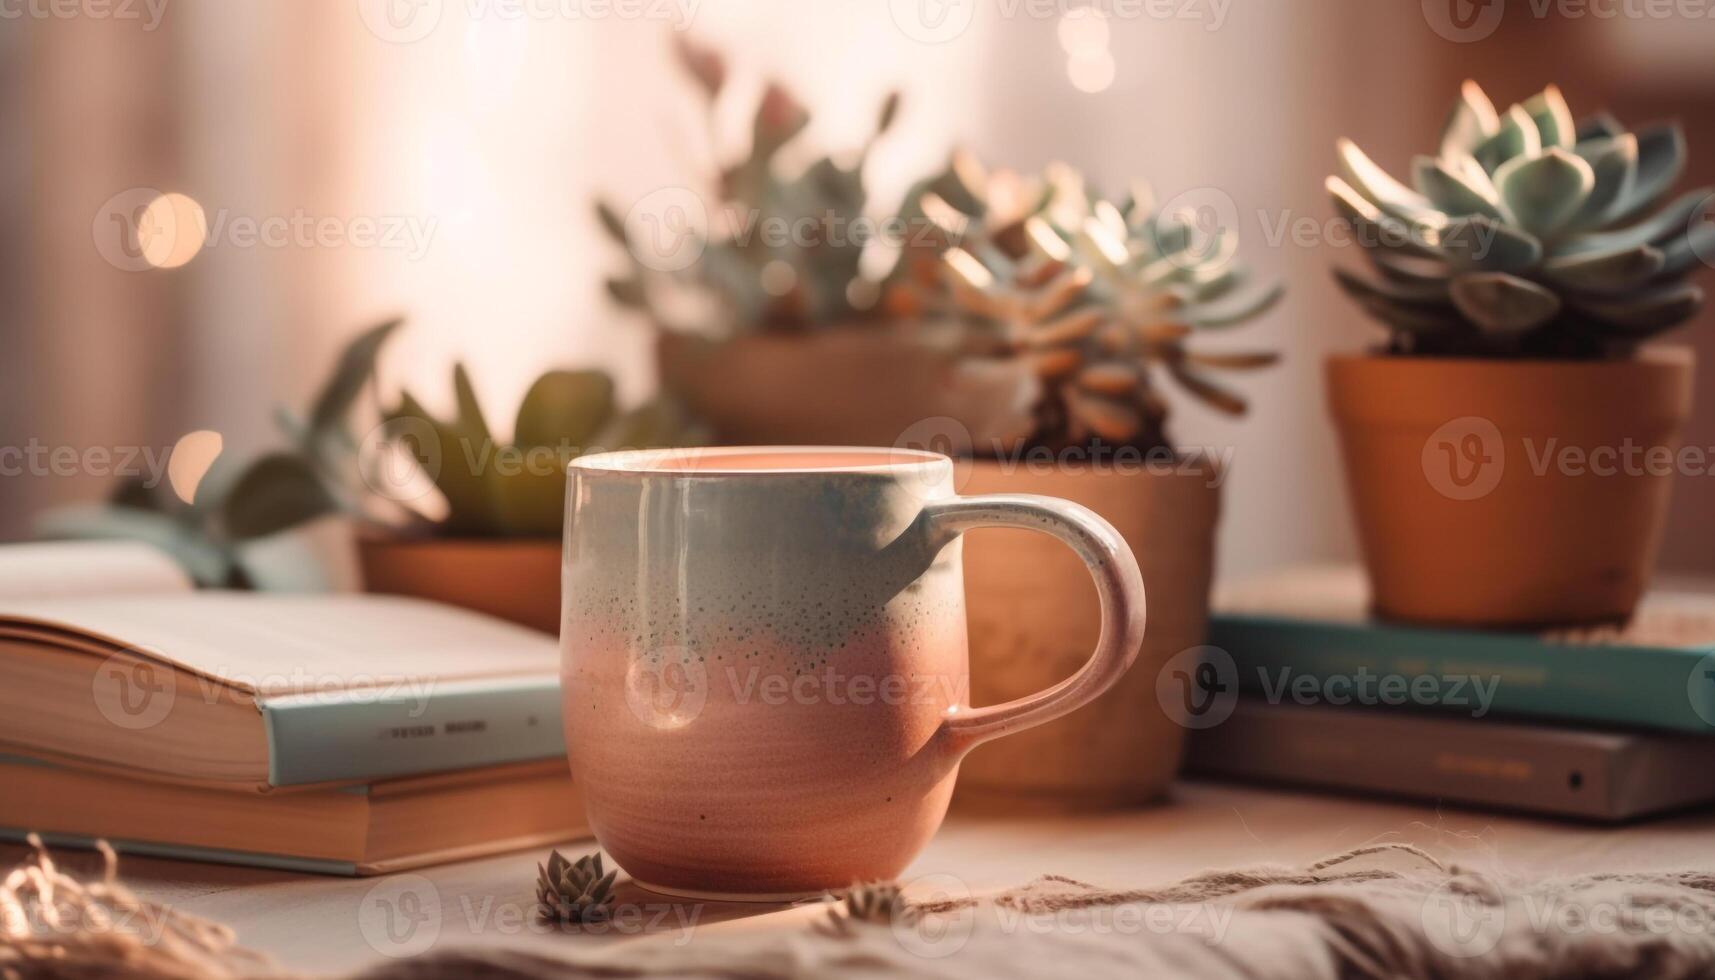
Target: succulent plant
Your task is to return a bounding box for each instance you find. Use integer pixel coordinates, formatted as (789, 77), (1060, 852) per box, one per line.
(35, 319), (403, 587)
(599, 36), (909, 335)
(1330, 80), (1715, 358)
(386, 366), (700, 537)
(902, 162), (1282, 452)
(536, 850), (618, 923)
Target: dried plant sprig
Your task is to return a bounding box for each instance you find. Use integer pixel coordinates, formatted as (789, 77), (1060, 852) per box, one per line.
(0, 834), (268, 980)
(815, 880), (918, 938)
(535, 850), (618, 924)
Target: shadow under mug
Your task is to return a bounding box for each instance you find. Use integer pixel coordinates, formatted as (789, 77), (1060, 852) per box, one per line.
(562, 446), (1146, 900)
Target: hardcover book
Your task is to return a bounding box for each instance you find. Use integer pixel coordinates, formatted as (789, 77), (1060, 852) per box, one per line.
(0, 541), (566, 790)
(0, 755), (590, 875)
(1211, 565), (1715, 735)
(1186, 699), (1715, 822)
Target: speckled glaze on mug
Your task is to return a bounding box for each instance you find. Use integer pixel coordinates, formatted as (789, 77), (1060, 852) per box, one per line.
(562, 447), (1146, 899)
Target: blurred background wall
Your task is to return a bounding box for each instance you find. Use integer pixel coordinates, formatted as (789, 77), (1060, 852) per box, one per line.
(3, 0), (1712, 579)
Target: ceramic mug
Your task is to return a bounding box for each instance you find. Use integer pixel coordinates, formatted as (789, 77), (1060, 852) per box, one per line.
(562, 446), (1146, 899)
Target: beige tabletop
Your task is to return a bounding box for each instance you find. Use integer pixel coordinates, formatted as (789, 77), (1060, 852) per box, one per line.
(9, 780), (1713, 976)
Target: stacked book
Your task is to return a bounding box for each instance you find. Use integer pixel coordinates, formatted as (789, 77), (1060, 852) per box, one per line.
(1186, 565), (1715, 822)
(0, 541), (589, 875)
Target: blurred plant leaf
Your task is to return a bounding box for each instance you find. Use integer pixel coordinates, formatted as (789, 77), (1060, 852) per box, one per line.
(221, 453), (339, 541)
(35, 505), (234, 586)
(514, 370), (616, 450)
(307, 318), (402, 438)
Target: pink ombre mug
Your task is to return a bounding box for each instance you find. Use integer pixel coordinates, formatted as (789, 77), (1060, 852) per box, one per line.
(562, 446), (1145, 899)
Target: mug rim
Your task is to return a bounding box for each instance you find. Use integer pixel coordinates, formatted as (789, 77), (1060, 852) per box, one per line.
(571, 445), (952, 477)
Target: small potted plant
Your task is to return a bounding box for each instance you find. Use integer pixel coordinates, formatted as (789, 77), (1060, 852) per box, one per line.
(1326, 81), (1712, 627)
(597, 37), (1038, 449)
(899, 163), (1283, 808)
(362, 364), (699, 633)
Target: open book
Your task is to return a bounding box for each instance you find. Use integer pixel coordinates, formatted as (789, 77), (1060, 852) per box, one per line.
(0, 541), (565, 791)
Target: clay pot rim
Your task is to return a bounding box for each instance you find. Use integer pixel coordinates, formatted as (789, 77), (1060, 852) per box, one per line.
(966, 450), (1223, 482)
(1327, 344), (1692, 374)
(357, 530), (558, 550)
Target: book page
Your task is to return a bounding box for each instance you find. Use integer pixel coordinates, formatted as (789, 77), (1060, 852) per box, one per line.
(0, 592), (558, 696)
(0, 541), (193, 600)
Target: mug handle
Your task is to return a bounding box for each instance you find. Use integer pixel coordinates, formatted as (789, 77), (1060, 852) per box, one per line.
(923, 493), (1147, 754)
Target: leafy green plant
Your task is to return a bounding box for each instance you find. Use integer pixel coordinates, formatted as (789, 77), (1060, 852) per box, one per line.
(897, 160), (1282, 452)
(35, 319), (403, 587)
(1330, 80), (1715, 358)
(386, 367), (699, 537)
(597, 36), (911, 335)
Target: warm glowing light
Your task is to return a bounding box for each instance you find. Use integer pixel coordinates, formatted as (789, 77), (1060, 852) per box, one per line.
(1057, 8), (1110, 54)
(139, 192), (208, 269)
(1067, 51), (1116, 93)
(167, 430), (223, 504)
(760, 259), (797, 296)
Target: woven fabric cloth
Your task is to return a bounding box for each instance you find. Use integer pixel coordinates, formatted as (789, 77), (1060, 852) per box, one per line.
(6, 839), (1715, 979)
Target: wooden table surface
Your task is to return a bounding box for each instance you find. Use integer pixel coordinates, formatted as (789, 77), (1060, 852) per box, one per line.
(10, 780), (1714, 976)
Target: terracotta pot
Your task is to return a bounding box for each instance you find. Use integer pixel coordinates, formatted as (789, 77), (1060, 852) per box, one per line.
(953, 456), (1222, 810)
(357, 536), (560, 634)
(657, 326), (1036, 451)
(1327, 348), (1695, 628)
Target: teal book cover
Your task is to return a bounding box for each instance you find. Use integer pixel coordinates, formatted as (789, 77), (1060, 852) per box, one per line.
(1210, 566), (1715, 735)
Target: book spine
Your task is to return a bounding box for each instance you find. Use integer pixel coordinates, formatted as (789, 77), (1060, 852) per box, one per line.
(262, 678), (565, 786)
(1209, 615), (1715, 735)
(1184, 702), (1622, 820)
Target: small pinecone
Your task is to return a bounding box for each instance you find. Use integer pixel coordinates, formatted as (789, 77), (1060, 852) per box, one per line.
(536, 850), (618, 923)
